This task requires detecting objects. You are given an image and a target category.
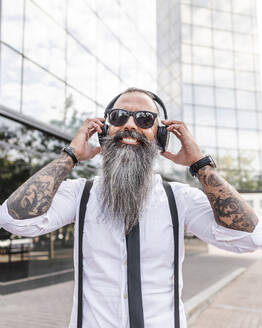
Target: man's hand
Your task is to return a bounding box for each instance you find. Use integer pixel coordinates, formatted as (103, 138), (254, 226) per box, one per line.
(160, 120), (204, 166)
(69, 118), (105, 162)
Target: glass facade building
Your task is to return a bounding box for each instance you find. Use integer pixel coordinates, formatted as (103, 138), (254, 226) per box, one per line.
(176, 0), (262, 187)
(0, 0), (262, 284)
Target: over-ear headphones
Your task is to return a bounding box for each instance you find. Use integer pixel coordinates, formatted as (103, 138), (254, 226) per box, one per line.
(98, 90), (170, 152)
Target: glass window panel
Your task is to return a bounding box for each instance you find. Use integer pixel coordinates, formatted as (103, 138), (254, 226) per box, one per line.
(258, 113), (262, 129)
(236, 72), (256, 91)
(1, 0), (24, 52)
(33, 0), (65, 26)
(232, 0), (251, 15)
(213, 12), (232, 30)
(195, 106), (215, 126)
(235, 53), (255, 71)
(216, 88), (235, 108)
(256, 93), (262, 111)
(0, 45), (22, 111)
(214, 68), (234, 88)
(233, 14), (253, 34)
(238, 130), (259, 150)
(214, 49), (234, 69)
(183, 84), (193, 103)
(214, 31), (233, 50)
(67, 0), (97, 53)
(183, 105), (194, 124)
(22, 60), (65, 126)
(217, 128), (238, 149)
(97, 64), (120, 108)
(218, 149), (239, 169)
(181, 4), (191, 24)
(238, 110), (257, 129)
(213, 0), (232, 11)
(193, 65), (214, 85)
(67, 38), (96, 99)
(193, 46), (213, 66)
(192, 0), (212, 7)
(234, 34), (253, 53)
(182, 24), (192, 43)
(195, 126), (216, 147)
(24, 1), (66, 79)
(255, 73), (261, 91)
(192, 7), (212, 27)
(182, 45), (192, 63)
(97, 22), (120, 74)
(64, 88), (96, 134)
(119, 46), (137, 85)
(236, 90), (256, 110)
(194, 85), (214, 106)
(183, 64), (193, 83)
(217, 108), (237, 128)
(192, 27), (212, 47)
(239, 151), (260, 171)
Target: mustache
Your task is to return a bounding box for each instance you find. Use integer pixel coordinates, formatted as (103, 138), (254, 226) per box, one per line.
(102, 130), (151, 147)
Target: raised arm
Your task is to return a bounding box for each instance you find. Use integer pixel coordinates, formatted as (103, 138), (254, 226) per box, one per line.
(161, 119), (258, 233)
(7, 118), (104, 220)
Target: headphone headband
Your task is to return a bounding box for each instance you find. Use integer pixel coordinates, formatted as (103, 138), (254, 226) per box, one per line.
(105, 90), (168, 120)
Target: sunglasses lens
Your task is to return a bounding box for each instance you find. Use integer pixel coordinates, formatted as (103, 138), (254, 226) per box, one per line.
(109, 110), (129, 126)
(135, 112), (155, 128)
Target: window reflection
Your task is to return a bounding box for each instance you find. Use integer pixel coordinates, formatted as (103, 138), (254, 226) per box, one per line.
(33, 0), (66, 27)
(235, 53), (255, 71)
(193, 65), (214, 86)
(192, 26), (212, 47)
(214, 49), (234, 69)
(214, 31), (233, 50)
(1, 0), (24, 52)
(183, 84), (193, 104)
(217, 128), (238, 149)
(22, 59), (65, 126)
(213, 0), (232, 12)
(217, 108), (237, 128)
(236, 72), (256, 91)
(183, 105), (194, 124)
(216, 88), (235, 108)
(239, 130), (259, 150)
(195, 106), (215, 126)
(233, 14), (254, 34)
(213, 12), (232, 31)
(194, 85), (214, 106)
(192, 7), (211, 28)
(193, 46), (213, 66)
(214, 68), (234, 88)
(236, 90), (256, 110)
(238, 111), (257, 129)
(24, 1), (66, 79)
(67, 37), (96, 100)
(234, 34), (254, 54)
(181, 4), (191, 24)
(195, 126), (216, 147)
(0, 45), (22, 111)
(0, 115), (96, 282)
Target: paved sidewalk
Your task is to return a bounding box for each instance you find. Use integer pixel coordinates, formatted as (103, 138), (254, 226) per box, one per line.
(189, 257), (262, 328)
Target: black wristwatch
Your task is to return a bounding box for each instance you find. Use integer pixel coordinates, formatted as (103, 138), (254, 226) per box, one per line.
(189, 155), (216, 177)
(62, 146), (79, 167)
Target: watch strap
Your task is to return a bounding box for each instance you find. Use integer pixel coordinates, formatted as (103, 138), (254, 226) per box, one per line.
(189, 155), (215, 177)
(62, 146), (79, 166)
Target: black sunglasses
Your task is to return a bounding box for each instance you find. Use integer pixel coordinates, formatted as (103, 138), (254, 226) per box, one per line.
(107, 109), (158, 129)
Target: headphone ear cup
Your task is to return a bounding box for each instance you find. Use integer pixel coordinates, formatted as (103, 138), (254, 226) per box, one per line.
(98, 124), (109, 146)
(156, 126), (169, 152)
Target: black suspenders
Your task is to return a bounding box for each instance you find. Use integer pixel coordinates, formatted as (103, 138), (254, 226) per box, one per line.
(77, 180), (180, 328)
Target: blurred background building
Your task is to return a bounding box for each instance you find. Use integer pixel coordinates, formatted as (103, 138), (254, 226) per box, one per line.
(0, 0), (262, 283)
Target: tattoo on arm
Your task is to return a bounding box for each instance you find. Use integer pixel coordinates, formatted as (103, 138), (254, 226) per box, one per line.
(197, 166), (258, 232)
(7, 153), (74, 220)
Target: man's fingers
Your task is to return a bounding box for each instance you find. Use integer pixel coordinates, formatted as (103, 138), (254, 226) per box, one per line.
(162, 119), (184, 126)
(161, 151), (180, 162)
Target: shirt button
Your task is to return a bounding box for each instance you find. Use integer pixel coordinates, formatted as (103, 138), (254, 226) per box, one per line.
(124, 294), (128, 299)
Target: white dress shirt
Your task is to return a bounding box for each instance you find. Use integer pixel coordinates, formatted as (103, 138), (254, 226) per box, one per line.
(1, 174), (261, 328)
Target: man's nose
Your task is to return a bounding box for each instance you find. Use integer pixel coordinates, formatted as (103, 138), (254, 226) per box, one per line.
(123, 116), (137, 131)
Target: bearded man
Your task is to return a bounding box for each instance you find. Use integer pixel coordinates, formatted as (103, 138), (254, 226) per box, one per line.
(1, 88), (261, 328)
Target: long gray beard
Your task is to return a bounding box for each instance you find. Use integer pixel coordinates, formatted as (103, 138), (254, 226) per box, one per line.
(101, 130), (159, 234)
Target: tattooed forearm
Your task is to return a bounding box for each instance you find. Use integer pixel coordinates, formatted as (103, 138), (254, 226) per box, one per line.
(7, 153), (74, 220)
(197, 166), (258, 232)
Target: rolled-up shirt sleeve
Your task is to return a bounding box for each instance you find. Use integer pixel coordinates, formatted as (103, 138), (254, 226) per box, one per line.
(0, 178), (85, 237)
(183, 185), (262, 253)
